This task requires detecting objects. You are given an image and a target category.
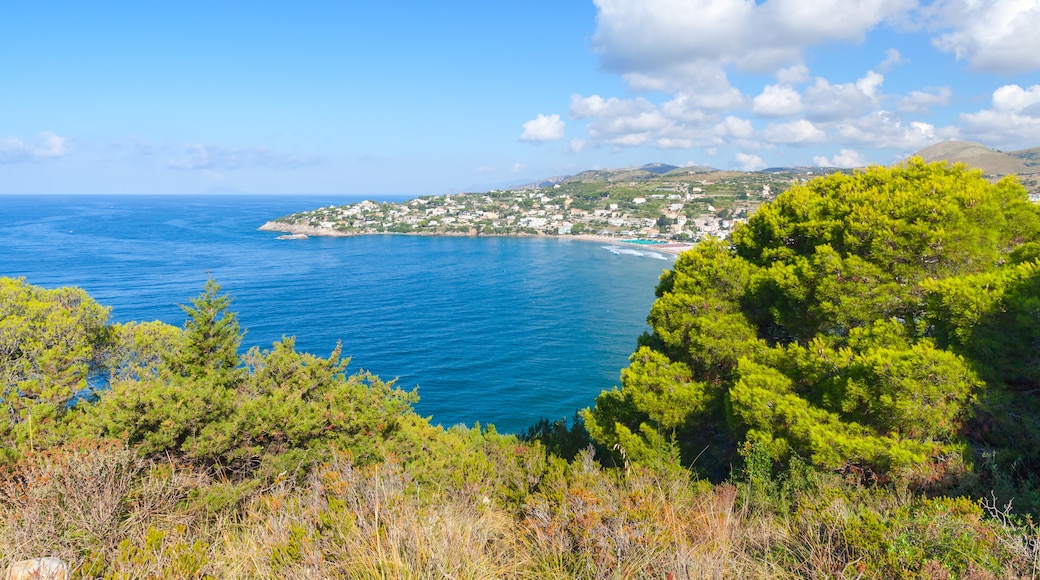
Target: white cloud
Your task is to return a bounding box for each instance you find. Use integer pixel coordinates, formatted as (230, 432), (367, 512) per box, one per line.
(659, 93), (712, 123)
(656, 137), (693, 148)
(570, 94), (654, 119)
(574, 96), (671, 144)
(959, 84), (1040, 149)
(776, 64), (810, 84)
(803, 72), (884, 121)
(560, 62), (967, 163)
(511, 162), (526, 173)
(474, 166), (495, 174)
(897, 87), (952, 113)
(763, 119), (826, 144)
(584, 0), (909, 134)
(735, 152), (766, 171)
(621, 67), (745, 110)
(835, 111), (960, 150)
(0, 132), (67, 164)
(545, 2), (964, 160)
(857, 71), (884, 99)
(721, 116), (754, 138)
(990, 84), (1040, 112)
(531, 0), (1015, 163)
(925, 0), (1040, 72)
(567, 139), (592, 154)
(569, 91), (764, 152)
(606, 133), (651, 147)
(813, 149), (868, 168)
(593, 112), (670, 140)
(519, 114), (566, 142)
(168, 143), (315, 171)
(592, 0), (912, 74)
(752, 84), (803, 117)
(877, 48), (907, 72)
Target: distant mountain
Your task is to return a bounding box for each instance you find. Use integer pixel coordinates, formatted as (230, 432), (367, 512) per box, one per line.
(640, 162), (679, 175)
(913, 141), (1040, 175)
(761, 166), (838, 175)
(510, 175), (572, 190)
(663, 165), (717, 176)
(558, 163), (715, 185)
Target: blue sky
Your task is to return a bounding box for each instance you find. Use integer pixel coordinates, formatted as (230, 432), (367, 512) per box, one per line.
(2, 1), (1038, 195)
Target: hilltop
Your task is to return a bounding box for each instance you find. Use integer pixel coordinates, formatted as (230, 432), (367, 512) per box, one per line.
(516, 162), (814, 188)
(913, 140), (1040, 195)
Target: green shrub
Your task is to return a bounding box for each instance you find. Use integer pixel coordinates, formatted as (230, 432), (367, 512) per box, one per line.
(585, 161), (1040, 484)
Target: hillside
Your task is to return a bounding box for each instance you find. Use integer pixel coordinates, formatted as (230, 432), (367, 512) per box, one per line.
(915, 141), (1029, 173)
(7, 162), (1040, 577)
(265, 163), (796, 242)
(1010, 145), (1040, 165)
(912, 141), (1040, 196)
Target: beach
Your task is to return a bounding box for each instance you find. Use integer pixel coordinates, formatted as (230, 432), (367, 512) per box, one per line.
(260, 222), (696, 255)
(567, 234), (695, 255)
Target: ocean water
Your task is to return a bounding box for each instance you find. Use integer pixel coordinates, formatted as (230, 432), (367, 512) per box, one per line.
(0, 195), (674, 433)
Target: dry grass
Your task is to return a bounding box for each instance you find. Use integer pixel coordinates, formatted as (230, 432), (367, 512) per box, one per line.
(1, 444), (1037, 579)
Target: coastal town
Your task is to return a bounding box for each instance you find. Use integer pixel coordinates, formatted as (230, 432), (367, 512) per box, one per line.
(261, 148), (1040, 245)
(260, 163), (812, 244)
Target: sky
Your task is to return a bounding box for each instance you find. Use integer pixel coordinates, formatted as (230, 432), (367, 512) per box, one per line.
(2, 0), (1039, 195)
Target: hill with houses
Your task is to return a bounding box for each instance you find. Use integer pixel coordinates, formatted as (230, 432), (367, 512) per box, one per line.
(262, 145), (1040, 242)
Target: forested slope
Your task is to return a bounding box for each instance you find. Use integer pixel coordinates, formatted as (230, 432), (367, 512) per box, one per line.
(586, 158), (1040, 488)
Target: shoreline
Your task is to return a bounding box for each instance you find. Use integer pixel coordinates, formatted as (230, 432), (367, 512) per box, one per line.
(259, 222), (696, 255)
(565, 234), (694, 255)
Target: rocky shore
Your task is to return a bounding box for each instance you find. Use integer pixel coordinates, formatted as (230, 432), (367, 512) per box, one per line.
(259, 221), (352, 237)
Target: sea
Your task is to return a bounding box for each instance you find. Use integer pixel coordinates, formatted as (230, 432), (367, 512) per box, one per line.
(0, 194), (675, 434)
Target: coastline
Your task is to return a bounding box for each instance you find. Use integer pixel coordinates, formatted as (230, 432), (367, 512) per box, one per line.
(258, 221), (352, 237)
(259, 222), (695, 255)
(566, 234), (694, 255)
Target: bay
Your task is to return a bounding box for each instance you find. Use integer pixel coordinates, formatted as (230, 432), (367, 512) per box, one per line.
(0, 194), (673, 433)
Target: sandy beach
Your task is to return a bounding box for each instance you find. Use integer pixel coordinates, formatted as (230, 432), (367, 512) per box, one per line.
(260, 222), (696, 255)
(566, 234), (695, 255)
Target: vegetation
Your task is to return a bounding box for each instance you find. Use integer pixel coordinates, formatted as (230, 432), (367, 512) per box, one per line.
(585, 159), (1040, 487)
(4, 160), (1040, 577)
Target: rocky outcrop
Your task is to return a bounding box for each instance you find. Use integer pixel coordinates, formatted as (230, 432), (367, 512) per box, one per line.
(5, 558), (69, 580)
(258, 221), (350, 237)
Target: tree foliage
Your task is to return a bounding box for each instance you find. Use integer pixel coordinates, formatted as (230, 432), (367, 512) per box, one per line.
(77, 280), (419, 475)
(585, 160), (1040, 482)
(164, 278), (243, 387)
(0, 277), (422, 477)
(0, 278), (111, 454)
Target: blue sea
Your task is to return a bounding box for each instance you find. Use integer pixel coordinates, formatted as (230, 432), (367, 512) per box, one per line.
(0, 195), (674, 433)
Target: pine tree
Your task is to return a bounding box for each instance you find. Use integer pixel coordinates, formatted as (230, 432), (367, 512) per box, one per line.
(0, 278), (111, 454)
(164, 278), (243, 386)
(584, 160), (1040, 483)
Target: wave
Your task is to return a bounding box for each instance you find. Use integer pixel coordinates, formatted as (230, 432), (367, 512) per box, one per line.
(601, 245), (673, 260)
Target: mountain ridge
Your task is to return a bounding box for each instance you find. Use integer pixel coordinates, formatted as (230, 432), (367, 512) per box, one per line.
(509, 142), (1039, 195)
